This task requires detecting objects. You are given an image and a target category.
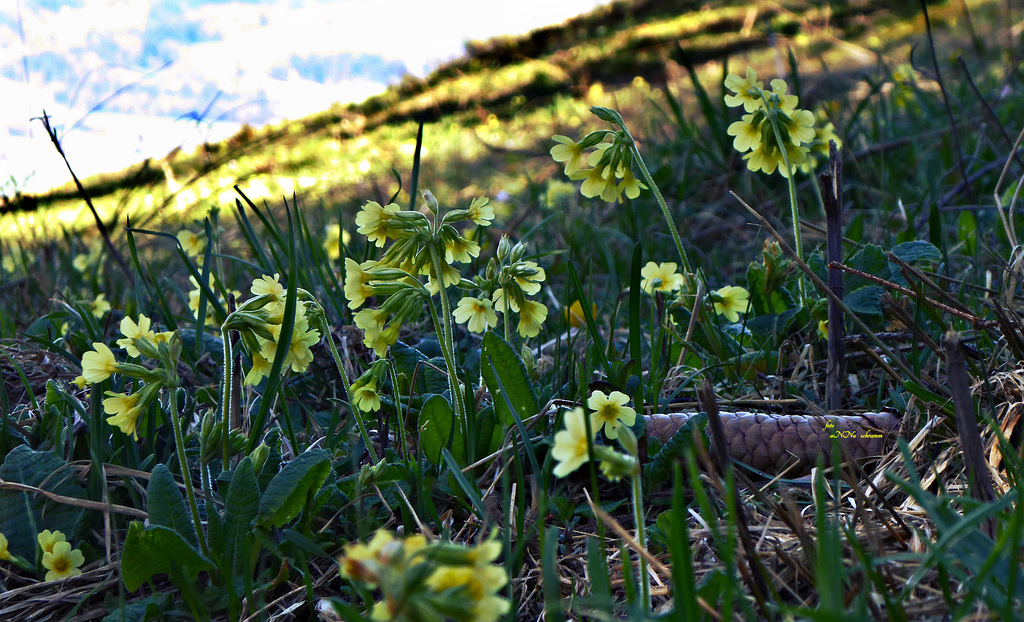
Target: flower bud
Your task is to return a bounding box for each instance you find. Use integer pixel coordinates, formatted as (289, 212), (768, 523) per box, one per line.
(420, 189), (439, 214)
(497, 236), (511, 262)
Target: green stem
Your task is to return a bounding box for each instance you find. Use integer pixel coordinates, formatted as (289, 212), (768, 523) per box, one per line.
(427, 246), (466, 421)
(324, 329), (379, 463)
(621, 128), (691, 273)
(630, 469), (650, 609)
(168, 379), (209, 557)
(765, 108), (808, 306)
(221, 327), (233, 468)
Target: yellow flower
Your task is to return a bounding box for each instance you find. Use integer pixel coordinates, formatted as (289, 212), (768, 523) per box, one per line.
(517, 300), (547, 338)
(344, 258), (377, 310)
(117, 315), (156, 358)
(466, 197), (495, 226)
(712, 286), (750, 322)
(573, 164), (619, 202)
(724, 67), (764, 112)
(251, 273), (285, 301)
(768, 78), (799, 113)
(778, 107), (816, 147)
(512, 260), (546, 295)
(71, 375), (88, 389)
(286, 321), (321, 373)
(41, 540), (85, 581)
(355, 201), (401, 247)
(90, 293), (111, 318)
(727, 113), (763, 153)
(104, 391), (145, 439)
(352, 378), (382, 412)
(324, 223), (351, 260)
(492, 288), (518, 313)
(550, 135), (585, 175)
(81, 343), (119, 384)
(37, 530), (67, 555)
(640, 261), (683, 294)
(364, 322), (400, 357)
(616, 166), (646, 200)
(244, 350), (272, 386)
(176, 230), (206, 257)
(453, 296), (498, 334)
(743, 141), (808, 178)
(818, 319), (829, 340)
(0, 532), (12, 562)
(551, 407), (593, 477)
(338, 530), (395, 586)
(427, 565), (510, 622)
(444, 234), (480, 264)
(563, 300), (596, 328)
(587, 390), (636, 439)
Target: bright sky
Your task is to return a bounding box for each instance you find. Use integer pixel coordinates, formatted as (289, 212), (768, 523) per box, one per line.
(1, 0), (612, 194)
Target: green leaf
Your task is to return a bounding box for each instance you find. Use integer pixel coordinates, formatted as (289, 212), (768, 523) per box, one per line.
(957, 212), (977, 256)
(418, 394), (463, 465)
(473, 406), (501, 460)
(120, 522), (214, 592)
(844, 285), (885, 317)
(844, 244), (888, 291)
(0, 445), (86, 559)
(146, 464), (197, 548)
(480, 331), (539, 427)
(889, 240), (943, 286)
(222, 457), (259, 574)
(746, 262), (795, 316)
(256, 449), (331, 529)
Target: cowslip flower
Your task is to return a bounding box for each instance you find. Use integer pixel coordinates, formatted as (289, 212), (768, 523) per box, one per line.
(344, 258), (376, 310)
(251, 273), (285, 301)
(574, 164), (619, 202)
(616, 166), (646, 199)
(355, 201), (401, 247)
(244, 351), (272, 386)
(41, 541), (85, 581)
(117, 315), (156, 358)
(90, 293), (110, 318)
(351, 378), (382, 412)
(516, 299), (547, 338)
(466, 197), (495, 226)
(587, 390), (636, 439)
(104, 391), (146, 439)
(726, 113), (763, 153)
(0, 533), (12, 562)
(564, 300), (597, 328)
(640, 261), (683, 294)
(712, 286), (750, 322)
(724, 67), (764, 112)
(550, 135), (585, 175)
(551, 407), (594, 477)
(176, 230), (206, 257)
(453, 296), (498, 334)
(81, 343), (119, 384)
(38, 530), (67, 555)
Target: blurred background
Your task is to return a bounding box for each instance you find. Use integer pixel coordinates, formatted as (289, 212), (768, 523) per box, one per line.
(1, 0), (612, 195)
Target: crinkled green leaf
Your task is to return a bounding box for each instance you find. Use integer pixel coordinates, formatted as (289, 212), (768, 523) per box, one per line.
(844, 285), (885, 317)
(0, 445), (85, 559)
(256, 449), (330, 529)
(889, 240), (943, 286)
(223, 457), (259, 573)
(146, 464), (196, 548)
(418, 394), (463, 465)
(481, 331), (538, 427)
(120, 522), (214, 592)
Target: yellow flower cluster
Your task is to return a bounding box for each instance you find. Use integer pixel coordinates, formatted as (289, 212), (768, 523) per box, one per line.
(38, 530), (85, 581)
(550, 130), (647, 203)
(337, 530), (510, 622)
(223, 274), (324, 386)
(345, 196), (499, 355)
(724, 67), (838, 178)
(454, 236), (549, 339)
(79, 314), (178, 440)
